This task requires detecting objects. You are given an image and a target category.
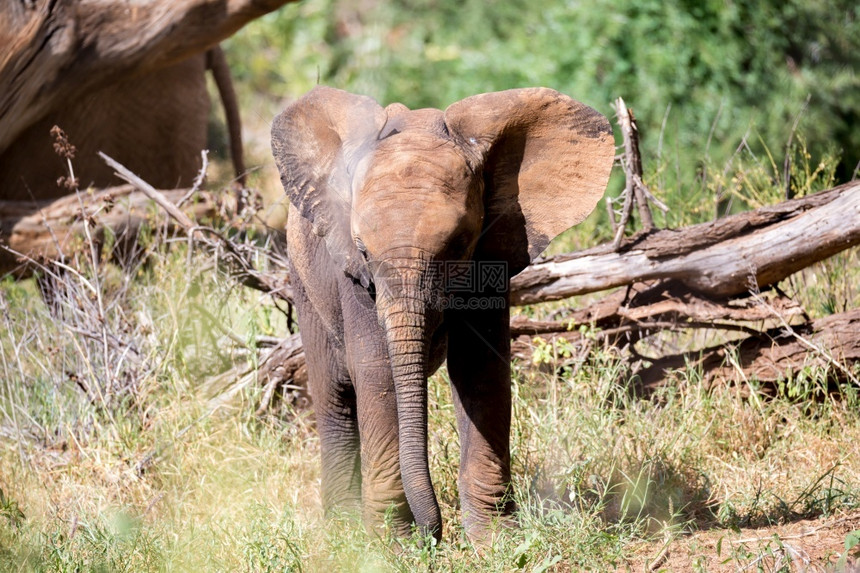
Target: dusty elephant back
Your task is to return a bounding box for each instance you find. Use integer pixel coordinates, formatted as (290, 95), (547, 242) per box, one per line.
(0, 57), (210, 201)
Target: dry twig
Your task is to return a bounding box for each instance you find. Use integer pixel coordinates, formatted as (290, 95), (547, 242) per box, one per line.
(612, 97), (668, 248)
(99, 152), (293, 304)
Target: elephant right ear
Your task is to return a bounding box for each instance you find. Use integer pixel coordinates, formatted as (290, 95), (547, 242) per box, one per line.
(445, 88), (614, 276)
(271, 86), (387, 285)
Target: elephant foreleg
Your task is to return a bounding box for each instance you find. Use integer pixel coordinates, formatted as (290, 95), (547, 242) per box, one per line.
(353, 358), (414, 536)
(344, 285), (414, 536)
(446, 302), (516, 541)
(295, 290), (362, 513)
(315, 378), (362, 514)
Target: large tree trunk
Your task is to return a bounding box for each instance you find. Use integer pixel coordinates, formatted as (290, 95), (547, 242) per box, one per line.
(511, 181), (860, 304)
(0, 0), (294, 155)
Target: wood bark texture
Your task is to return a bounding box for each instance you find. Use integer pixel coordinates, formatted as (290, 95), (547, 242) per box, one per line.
(0, 185), (223, 275)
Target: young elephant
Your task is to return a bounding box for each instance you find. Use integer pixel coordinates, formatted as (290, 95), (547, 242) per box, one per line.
(271, 86), (614, 542)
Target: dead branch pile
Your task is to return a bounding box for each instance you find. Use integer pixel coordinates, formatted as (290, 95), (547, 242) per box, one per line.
(634, 308), (860, 394)
(510, 281), (860, 393)
(200, 333), (309, 415)
(98, 153), (293, 301)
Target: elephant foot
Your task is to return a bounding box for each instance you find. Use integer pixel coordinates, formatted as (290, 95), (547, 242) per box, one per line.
(461, 496), (518, 546)
(323, 500), (362, 526)
(463, 513), (518, 547)
(362, 497), (415, 540)
(322, 488), (362, 517)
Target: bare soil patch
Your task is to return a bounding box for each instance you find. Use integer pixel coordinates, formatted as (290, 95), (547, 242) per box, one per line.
(621, 510), (860, 572)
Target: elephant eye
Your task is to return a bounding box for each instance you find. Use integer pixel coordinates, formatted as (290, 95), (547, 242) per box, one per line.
(354, 236), (367, 255)
(379, 126), (400, 140)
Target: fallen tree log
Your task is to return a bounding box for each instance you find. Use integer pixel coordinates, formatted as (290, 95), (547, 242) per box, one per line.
(511, 181), (860, 304)
(0, 185), (226, 276)
(71, 158), (858, 411)
(633, 308), (860, 394)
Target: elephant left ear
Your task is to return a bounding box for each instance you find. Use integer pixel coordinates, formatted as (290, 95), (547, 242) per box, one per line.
(445, 88), (615, 275)
(271, 86), (387, 285)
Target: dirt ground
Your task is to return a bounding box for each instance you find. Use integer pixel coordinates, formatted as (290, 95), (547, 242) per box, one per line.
(619, 510), (860, 572)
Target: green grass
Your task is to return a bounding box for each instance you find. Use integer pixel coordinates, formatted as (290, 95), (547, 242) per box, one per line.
(1, 225), (859, 570)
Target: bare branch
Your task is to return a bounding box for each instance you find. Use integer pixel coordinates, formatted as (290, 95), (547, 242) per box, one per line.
(612, 97), (665, 248)
(99, 152), (293, 303)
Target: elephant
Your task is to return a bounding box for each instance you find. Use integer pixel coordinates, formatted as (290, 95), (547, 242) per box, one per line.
(0, 43), (245, 277)
(0, 47), (244, 201)
(271, 86), (614, 542)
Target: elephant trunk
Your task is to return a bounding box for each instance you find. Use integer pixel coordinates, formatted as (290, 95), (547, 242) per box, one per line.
(377, 261), (442, 540)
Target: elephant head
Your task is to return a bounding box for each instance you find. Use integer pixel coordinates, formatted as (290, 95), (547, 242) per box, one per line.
(271, 86), (614, 537)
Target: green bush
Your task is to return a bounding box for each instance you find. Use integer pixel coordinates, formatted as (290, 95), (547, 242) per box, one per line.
(227, 0), (859, 206)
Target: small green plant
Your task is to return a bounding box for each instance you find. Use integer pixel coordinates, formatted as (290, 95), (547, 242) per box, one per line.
(0, 488), (24, 528)
(836, 530), (860, 572)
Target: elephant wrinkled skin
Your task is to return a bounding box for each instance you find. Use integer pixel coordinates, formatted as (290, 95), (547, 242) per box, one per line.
(0, 57), (209, 201)
(0, 47), (246, 201)
(271, 86), (614, 542)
